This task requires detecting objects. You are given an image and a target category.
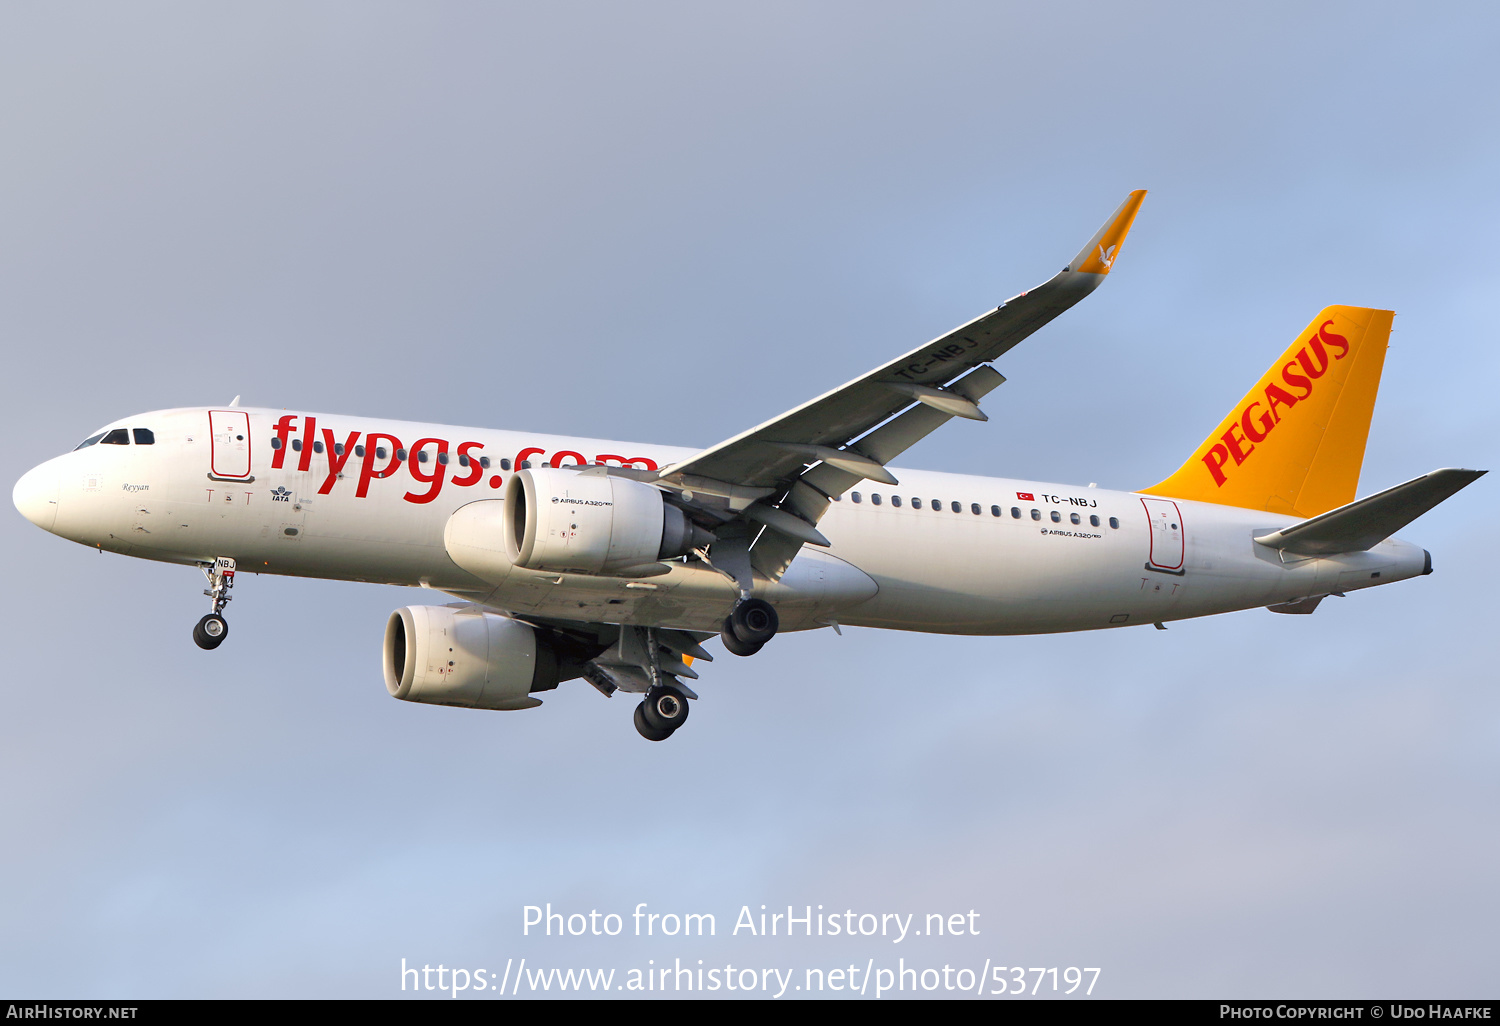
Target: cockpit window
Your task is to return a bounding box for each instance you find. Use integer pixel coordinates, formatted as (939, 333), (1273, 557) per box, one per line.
(74, 433), (106, 451)
(132, 428), (155, 445)
(101, 429), (130, 445)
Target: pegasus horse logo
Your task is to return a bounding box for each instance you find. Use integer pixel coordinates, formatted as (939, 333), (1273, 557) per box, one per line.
(1097, 243), (1117, 269)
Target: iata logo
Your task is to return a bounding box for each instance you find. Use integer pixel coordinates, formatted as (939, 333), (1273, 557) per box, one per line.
(271, 486), (292, 502)
(1201, 320), (1351, 487)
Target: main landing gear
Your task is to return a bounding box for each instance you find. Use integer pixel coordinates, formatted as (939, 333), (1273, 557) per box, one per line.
(628, 599), (773, 739)
(720, 597), (778, 657)
(633, 684), (691, 742)
(193, 556), (236, 650)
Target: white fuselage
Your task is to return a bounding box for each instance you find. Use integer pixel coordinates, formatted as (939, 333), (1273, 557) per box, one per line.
(15, 406), (1430, 636)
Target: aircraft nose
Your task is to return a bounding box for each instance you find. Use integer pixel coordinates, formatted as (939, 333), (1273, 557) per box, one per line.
(13, 462), (60, 531)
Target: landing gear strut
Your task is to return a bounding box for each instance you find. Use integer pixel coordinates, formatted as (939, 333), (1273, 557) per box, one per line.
(194, 556), (236, 650)
(721, 598), (778, 657)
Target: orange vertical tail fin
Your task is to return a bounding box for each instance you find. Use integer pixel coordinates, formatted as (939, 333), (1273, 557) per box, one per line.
(1142, 306), (1393, 518)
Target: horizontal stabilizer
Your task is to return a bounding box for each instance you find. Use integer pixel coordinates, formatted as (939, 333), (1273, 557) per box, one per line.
(1254, 468), (1485, 556)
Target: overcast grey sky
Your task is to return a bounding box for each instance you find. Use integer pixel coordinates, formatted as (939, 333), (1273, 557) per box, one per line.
(2, 1), (1497, 999)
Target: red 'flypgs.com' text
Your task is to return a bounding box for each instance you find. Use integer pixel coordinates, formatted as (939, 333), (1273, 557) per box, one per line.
(268, 415), (659, 506)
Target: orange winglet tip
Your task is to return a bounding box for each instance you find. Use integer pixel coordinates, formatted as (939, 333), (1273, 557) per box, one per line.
(1069, 189), (1147, 275)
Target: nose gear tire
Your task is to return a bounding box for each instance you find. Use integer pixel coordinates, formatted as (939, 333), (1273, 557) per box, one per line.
(193, 613), (229, 650)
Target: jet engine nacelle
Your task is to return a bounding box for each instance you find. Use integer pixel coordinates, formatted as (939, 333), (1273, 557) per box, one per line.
(383, 605), (558, 711)
(501, 466), (711, 574)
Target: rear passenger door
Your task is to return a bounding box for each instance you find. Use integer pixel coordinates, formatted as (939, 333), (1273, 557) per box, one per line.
(1140, 497), (1184, 573)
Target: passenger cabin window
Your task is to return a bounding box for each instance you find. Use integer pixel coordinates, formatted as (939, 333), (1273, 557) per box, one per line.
(911, 497), (922, 509)
(458, 454), (470, 468)
(312, 440), (324, 454)
(74, 433), (106, 450)
(102, 429), (129, 445)
(437, 452), (449, 465)
(871, 493), (882, 505)
(333, 443), (344, 456)
(521, 460), (532, 469)
(1109, 517), (1120, 529)
(480, 456), (492, 469)
(851, 491), (862, 503)
(891, 495), (902, 508)
(375, 447), (387, 459)
(1070, 512), (1081, 525)
(1011, 507), (1021, 519)
(500, 458), (512, 471)
(1050, 510), (1061, 523)
(1090, 515), (1100, 527)
(952, 501), (963, 514)
(972, 503), (981, 515)
(132, 428), (154, 445)
(1030, 509), (1041, 521)
(416, 450), (429, 463)
(355, 444), (366, 458)
(396, 449), (408, 460)
(291, 438), (302, 452)
(991, 505), (1001, 517)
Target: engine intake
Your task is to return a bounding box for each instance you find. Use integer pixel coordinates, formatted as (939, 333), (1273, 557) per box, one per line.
(502, 466), (711, 574)
(383, 605), (558, 710)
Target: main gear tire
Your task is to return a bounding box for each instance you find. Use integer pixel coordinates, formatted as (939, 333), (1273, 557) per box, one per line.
(720, 621), (764, 657)
(727, 598), (778, 647)
(641, 686), (690, 732)
(634, 702), (674, 741)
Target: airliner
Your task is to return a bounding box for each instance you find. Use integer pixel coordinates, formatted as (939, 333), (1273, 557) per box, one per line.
(12, 191), (1484, 740)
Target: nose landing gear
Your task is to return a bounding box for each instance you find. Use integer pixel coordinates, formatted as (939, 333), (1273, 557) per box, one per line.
(193, 556), (236, 650)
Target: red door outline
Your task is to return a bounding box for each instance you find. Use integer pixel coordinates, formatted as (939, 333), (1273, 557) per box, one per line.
(1140, 497), (1184, 571)
(209, 411), (252, 479)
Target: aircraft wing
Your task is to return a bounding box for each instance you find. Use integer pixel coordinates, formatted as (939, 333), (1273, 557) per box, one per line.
(661, 190), (1147, 491)
(650, 190), (1147, 586)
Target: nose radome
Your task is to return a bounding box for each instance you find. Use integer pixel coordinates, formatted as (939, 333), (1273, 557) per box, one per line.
(13, 462), (59, 532)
